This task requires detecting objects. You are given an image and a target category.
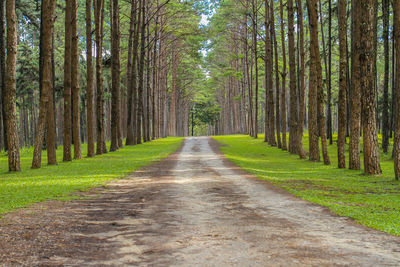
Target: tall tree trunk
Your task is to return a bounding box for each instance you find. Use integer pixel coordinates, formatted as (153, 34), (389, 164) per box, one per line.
(46, 60), (57, 165)
(63, 0), (72, 161)
(0, 0), (5, 151)
(382, 0), (390, 153)
(243, 5), (253, 137)
(145, 5), (151, 142)
(288, 0), (297, 154)
(391, 26), (396, 140)
(271, 0), (281, 148)
(5, 0), (20, 170)
(393, 0), (400, 179)
(297, 0), (306, 159)
(360, 0), (381, 174)
(264, 0), (275, 145)
(327, 0), (332, 145)
(86, 0), (95, 157)
(314, 0), (330, 165)
(95, 0), (106, 154)
(307, 0), (320, 162)
(337, 0), (347, 168)
(252, 0), (258, 139)
(169, 43), (178, 137)
(31, 0), (56, 168)
(279, 0), (287, 150)
(136, 0), (145, 144)
(71, 0), (81, 159)
(152, 5), (159, 140)
(110, 0), (121, 151)
(349, 0), (361, 170)
(126, 0), (138, 145)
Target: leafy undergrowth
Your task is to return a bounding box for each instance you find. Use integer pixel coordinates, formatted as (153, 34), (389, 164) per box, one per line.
(0, 137), (183, 215)
(213, 135), (400, 236)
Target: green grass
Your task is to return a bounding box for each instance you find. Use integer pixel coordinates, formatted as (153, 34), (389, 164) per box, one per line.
(213, 134), (400, 236)
(0, 137), (183, 215)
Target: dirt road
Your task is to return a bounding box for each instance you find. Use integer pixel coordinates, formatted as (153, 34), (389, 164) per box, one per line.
(1, 137), (400, 266)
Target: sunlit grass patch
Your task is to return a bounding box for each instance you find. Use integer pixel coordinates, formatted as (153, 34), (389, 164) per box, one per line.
(0, 137), (183, 215)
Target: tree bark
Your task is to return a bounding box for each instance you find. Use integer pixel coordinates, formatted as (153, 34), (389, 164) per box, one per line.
(337, 0), (347, 168)
(95, 0), (106, 154)
(264, 0), (275, 145)
(152, 6), (159, 140)
(145, 1), (151, 142)
(393, 0), (400, 179)
(110, 0), (121, 151)
(126, 0), (138, 145)
(314, 0), (330, 165)
(349, 0), (361, 170)
(288, 0), (297, 154)
(327, 0), (333, 145)
(63, 0), (72, 161)
(5, 0), (20, 171)
(359, 0), (381, 174)
(271, 0), (281, 148)
(46, 61), (57, 165)
(32, 0), (56, 169)
(307, 0), (320, 162)
(71, 0), (81, 159)
(0, 0), (5, 151)
(279, 0), (287, 150)
(252, 0), (258, 139)
(296, 0), (306, 159)
(382, 0), (390, 153)
(169, 42), (178, 137)
(136, 0), (145, 144)
(86, 0), (95, 157)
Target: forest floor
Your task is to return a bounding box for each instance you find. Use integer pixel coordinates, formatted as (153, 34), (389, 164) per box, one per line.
(1, 136), (400, 266)
(214, 135), (400, 236)
(0, 137), (183, 214)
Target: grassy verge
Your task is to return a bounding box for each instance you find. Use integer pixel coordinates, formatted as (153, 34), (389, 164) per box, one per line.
(213, 134), (400, 236)
(0, 137), (183, 215)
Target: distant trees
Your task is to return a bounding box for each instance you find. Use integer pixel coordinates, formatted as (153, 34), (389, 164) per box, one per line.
(0, 0), (206, 172)
(208, 0), (395, 176)
(4, 0), (400, 179)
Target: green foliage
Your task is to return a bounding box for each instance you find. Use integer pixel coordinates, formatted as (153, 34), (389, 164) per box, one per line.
(214, 135), (400, 236)
(17, 43), (39, 98)
(0, 138), (183, 215)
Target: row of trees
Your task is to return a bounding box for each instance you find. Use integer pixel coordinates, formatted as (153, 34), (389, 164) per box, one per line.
(1, 0), (205, 171)
(207, 0), (400, 178)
